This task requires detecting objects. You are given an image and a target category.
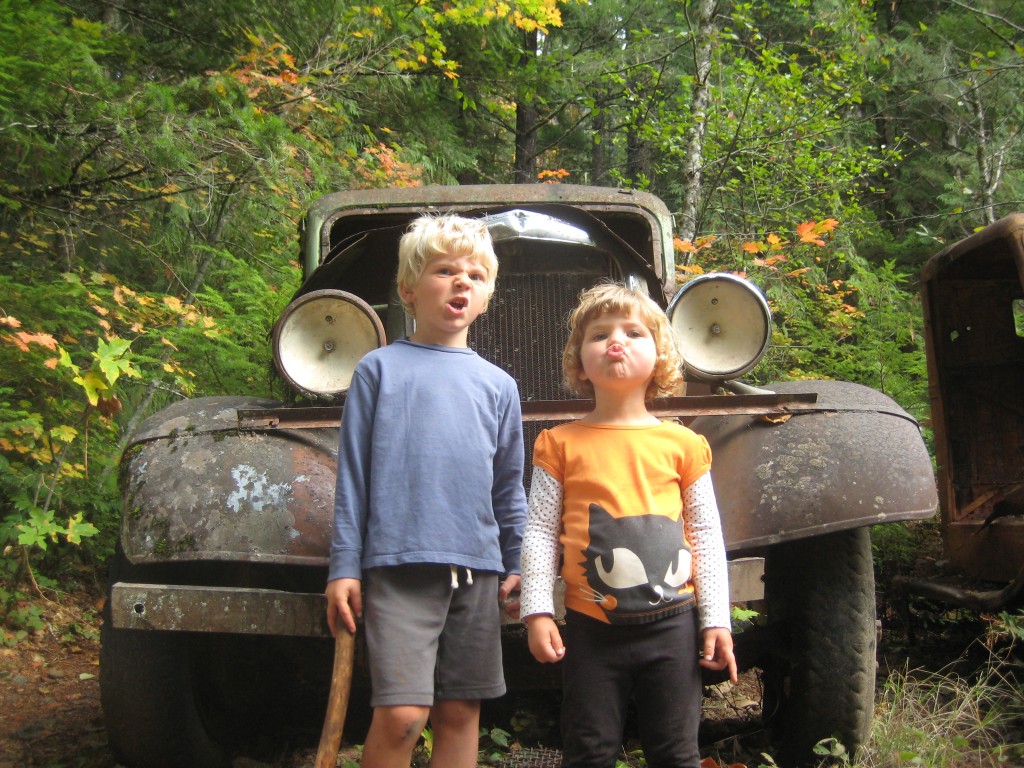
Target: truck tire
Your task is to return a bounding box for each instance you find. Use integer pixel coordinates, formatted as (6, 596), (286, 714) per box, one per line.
(762, 527), (876, 765)
(100, 554), (227, 768)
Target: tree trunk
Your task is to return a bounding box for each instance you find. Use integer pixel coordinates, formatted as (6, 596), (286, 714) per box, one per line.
(513, 30), (540, 183)
(590, 106), (609, 186)
(968, 74), (999, 225)
(677, 0), (717, 254)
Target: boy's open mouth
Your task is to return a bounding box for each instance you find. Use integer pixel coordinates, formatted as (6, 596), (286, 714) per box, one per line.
(449, 297), (468, 310)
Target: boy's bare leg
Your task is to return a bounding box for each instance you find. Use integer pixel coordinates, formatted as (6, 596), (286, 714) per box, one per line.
(360, 705), (430, 768)
(429, 699), (481, 768)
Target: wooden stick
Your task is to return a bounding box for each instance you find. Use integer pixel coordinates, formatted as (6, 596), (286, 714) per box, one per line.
(315, 630), (356, 768)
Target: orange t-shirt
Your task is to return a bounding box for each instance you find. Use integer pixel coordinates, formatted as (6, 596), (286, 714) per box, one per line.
(532, 420), (712, 624)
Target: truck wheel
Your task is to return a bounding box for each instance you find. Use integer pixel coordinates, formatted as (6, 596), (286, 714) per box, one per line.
(100, 554), (227, 768)
(762, 527), (876, 766)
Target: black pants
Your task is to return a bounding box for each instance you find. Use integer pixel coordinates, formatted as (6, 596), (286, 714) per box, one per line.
(560, 609), (702, 768)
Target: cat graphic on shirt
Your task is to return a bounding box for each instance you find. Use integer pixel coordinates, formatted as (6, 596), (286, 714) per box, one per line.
(579, 502), (692, 622)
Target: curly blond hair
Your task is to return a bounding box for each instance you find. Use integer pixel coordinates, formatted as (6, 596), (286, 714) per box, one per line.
(562, 282), (683, 400)
(396, 214), (498, 318)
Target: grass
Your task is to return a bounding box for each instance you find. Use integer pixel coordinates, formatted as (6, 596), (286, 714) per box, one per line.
(854, 648), (1024, 768)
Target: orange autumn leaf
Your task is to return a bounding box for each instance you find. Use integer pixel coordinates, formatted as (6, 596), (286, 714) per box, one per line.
(741, 240), (766, 254)
(6, 330), (59, 352)
(674, 237), (697, 254)
(796, 220), (827, 246)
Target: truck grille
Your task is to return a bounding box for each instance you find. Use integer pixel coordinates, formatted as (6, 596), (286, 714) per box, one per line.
(470, 272), (596, 402)
(469, 271), (599, 486)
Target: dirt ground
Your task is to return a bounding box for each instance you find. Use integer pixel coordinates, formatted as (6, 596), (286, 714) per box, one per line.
(0, 586), (770, 768)
(0, 583), (1005, 768)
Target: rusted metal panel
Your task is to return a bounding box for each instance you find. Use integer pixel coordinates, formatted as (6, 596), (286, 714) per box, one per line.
(945, 520), (1024, 583)
(237, 393), (821, 430)
(303, 184), (676, 290)
(694, 380), (938, 552)
(113, 562), (763, 637)
(920, 213), (1024, 582)
(110, 582), (330, 636)
(920, 212), (1024, 285)
(120, 396), (338, 566)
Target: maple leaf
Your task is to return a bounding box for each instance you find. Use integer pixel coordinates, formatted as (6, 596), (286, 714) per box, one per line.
(674, 237), (697, 254)
(741, 241), (766, 254)
(1, 315), (22, 329)
(73, 369), (109, 406)
(11, 331), (59, 351)
(796, 221), (826, 246)
(65, 513), (100, 545)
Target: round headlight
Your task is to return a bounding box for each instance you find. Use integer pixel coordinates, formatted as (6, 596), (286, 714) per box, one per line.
(666, 273), (771, 381)
(272, 290), (385, 398)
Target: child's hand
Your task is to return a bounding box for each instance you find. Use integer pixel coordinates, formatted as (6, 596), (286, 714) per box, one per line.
(525, 614), (565, 663)
(699, 627), (738, 683)
(499, 574), (522, 619)
(325, 577), (362, 637)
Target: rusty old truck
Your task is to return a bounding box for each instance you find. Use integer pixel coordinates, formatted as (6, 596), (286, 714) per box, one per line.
(895, 215), (1024, 612)
(100, 185), (938, 767)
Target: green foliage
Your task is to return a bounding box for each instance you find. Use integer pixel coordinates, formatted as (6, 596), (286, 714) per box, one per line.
(3, 0), (1022, 599)
(871, 519), (938, 592)
(731, 604), (760, 633)
(990, 610), (1024, 647)
(478, 726), (513, 765)
(677, 220), (929, 418)
(0, 595), (45, 647)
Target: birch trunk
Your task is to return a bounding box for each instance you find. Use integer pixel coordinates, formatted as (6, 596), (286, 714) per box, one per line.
(677, 0), (718, 258)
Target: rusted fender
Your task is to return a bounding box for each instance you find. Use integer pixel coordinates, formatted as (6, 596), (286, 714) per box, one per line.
(120, 396), (338, 566)
(690, 380), (938, 552)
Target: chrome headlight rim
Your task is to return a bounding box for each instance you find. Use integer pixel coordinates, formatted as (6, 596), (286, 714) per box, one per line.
(272, 289), (386, 399)
(666, 272), (772, 382)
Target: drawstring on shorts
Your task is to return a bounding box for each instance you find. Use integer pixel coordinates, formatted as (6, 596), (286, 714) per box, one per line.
(449, 565), (474, 588)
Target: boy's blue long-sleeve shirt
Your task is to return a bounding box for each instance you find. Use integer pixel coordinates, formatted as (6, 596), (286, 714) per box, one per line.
(328, 339), (527, 581)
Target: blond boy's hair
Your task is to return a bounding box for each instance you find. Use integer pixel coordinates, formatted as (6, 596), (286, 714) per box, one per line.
(396, 214), (498, 318)
(563, 282), (684, 400)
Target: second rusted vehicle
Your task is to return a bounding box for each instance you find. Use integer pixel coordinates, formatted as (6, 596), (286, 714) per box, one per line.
(895, 215), (1024, 611)
(100, 185), (938, 767)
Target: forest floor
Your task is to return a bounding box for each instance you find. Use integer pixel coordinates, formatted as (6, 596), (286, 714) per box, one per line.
(0, 580), (1014, 768)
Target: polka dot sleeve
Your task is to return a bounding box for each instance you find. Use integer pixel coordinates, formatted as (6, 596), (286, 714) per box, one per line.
(684, 471), (732, 630)
(519, 466), (564, 619)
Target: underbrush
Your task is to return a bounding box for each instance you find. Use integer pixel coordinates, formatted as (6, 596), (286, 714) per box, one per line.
(805, 610), (1024, 768)
(860, 647), (1023, 767)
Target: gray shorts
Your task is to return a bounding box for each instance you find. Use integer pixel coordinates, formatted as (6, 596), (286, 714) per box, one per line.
(363, 564), (506, 707)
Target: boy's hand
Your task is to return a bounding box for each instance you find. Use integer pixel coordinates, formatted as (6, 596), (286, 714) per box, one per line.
(525, 614), (565, 663)
(699, 627), (738, 684)
(498, 574), (521, 619)
(325, 577), (362, 637)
